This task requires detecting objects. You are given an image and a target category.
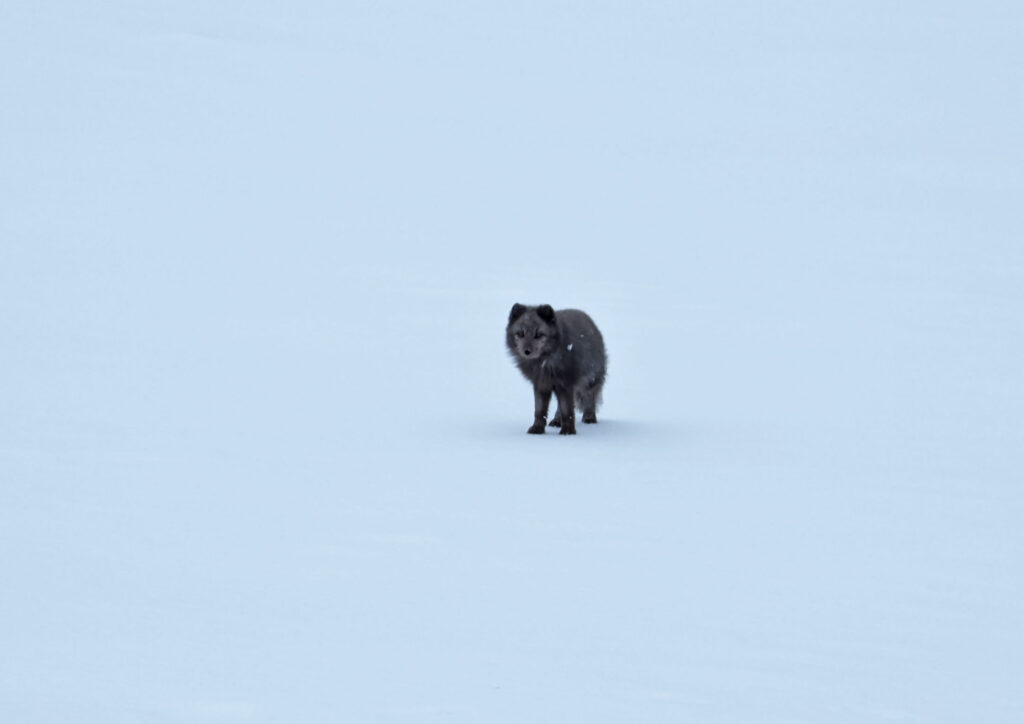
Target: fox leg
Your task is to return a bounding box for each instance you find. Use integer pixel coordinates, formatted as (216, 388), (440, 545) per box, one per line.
(579, 379), (602, 424)
(554, 385), (577, 435)
(529, 385), (552, 434)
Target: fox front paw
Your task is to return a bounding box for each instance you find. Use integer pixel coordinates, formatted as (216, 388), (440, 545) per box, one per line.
(527, 421), (546, 434)
(558, 424), (577, 435)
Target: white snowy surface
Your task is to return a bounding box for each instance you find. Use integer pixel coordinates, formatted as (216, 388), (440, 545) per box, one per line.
(2, 2), (1023, 722)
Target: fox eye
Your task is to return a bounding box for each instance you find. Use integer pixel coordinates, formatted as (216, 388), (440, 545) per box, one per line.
(534, 332), (545, 339)
(515, 330), (525, 338)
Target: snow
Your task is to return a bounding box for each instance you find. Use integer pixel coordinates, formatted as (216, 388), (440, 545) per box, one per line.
(2, 2), (1023, 722)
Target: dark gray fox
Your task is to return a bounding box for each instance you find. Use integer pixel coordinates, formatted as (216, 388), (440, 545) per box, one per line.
(506, 303), (607, 435)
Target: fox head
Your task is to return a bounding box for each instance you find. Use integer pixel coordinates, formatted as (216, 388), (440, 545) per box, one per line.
(506, 303), (559, 361)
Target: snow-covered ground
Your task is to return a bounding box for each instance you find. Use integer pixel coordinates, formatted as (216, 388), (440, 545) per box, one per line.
(2, 2), (1022, 722)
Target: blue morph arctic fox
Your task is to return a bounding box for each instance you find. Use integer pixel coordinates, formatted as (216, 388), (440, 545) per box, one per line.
(506, 304), (607, 435)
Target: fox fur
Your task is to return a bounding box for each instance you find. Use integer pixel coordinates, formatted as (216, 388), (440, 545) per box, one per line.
(506, 303), (607, 435)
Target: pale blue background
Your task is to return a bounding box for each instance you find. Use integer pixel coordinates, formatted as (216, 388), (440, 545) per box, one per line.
(2, 2), (1022, 722)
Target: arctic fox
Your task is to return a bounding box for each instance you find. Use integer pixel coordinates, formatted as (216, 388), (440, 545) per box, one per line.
(506, 303), (607, 435)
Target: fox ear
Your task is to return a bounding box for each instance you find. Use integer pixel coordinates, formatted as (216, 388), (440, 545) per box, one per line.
(536, 304), (555, 322)
(508, 303), (527, 324)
